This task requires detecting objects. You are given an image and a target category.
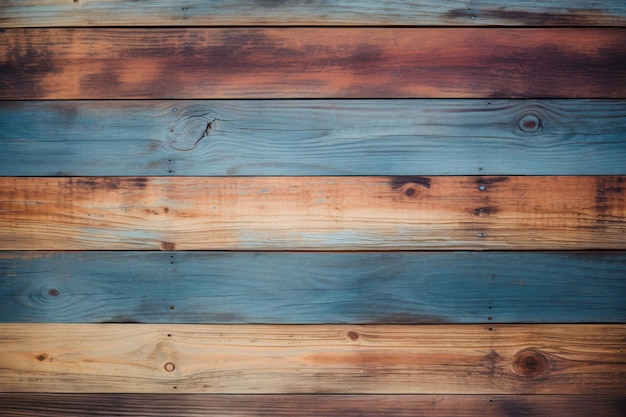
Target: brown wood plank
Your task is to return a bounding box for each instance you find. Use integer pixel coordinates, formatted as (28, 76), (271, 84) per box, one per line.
(1, 28), (625, 99)
(1, 176), (624, 250)
(0, 394), (623, 417)
(2, 1), (626, 27)
(0, 324), (624, 394)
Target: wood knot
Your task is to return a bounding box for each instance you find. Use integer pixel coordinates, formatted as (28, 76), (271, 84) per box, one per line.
(164, 362), (176, 372)
(48, 288), (60, 297)
(161, 241), (176, 251)
(513, 349), (549, 377)
(518, 114), (542, 133)
(390, 176), (431, 199)
(36, 353), (49, 362)
(347, 331), (359, 341)
(168, 107), (216, 151)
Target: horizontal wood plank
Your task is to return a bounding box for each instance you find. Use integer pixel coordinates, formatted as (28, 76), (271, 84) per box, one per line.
(1, 28), (625, 99)
(0, 394), (623, 417)
(1, 176), (625, 250)
(2, 251), (625, 324)
(2, 100), (626, 176)
(0, 324), (624, 394)
(1, 1), (625, 27)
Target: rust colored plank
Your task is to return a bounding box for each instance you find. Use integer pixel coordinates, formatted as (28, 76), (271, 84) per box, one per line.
(1, 1), (626, 27)
(1, 28), (625, 99)
(1, 176), (624, 251)
(0, 324), (624, 394)
(0, 394), (623, 417)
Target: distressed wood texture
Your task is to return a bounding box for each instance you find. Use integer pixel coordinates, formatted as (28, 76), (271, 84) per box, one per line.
(0, 394), (624, 417)
(1, 0), (625, 27)
(2, 100), (626, 176)
(2, 251), (625, 324)
(1, 176), (625, 251)
(2, 28), (625, 99)
(0, 324), (624, 394)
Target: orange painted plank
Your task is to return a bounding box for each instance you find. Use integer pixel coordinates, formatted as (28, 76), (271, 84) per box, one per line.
(1, 28), (625, 99)
(0, 324), (624, 394)
(0, 394), (623, 416)
(1, 176), (624, 250)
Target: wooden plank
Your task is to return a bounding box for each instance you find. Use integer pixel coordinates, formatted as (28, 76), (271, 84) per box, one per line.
(1, 176), (625, 250)
(1, 28), (625, 99)
(0, 394), (623, 417)
(1, 1), (625, 27)
(2, 251), (625, 324)
(0, 324), (624, 394)
(2, 100), (626, 176)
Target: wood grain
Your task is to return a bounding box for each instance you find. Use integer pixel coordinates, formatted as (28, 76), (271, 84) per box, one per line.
(1, 176), (625, 250)
(1, 0), (625, 27)
(0, 394), (624, 417)
(2, 28), (625, 99)
(0, 324), (624, 394)
(2, 251), (625, 324)
(2, 100), (626, 176)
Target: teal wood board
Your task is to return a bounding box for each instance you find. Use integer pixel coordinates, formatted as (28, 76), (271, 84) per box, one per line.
(1, 251), (624, 324)
(1, 100), (625, 176)
(2, 0), (626, 26)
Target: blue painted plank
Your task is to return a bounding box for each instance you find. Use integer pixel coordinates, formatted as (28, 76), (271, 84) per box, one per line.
(1, 100), (625, 176)
(2, 0), (625, 27)
(1, 251), (624, 324)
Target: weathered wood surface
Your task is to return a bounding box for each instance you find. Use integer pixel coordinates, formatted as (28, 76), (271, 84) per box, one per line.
(2, 1), (625, 27)
(2, 100), (626, 176)
(0, 394), (624, 417)
(0, 324), (624, 394)
(2, 251), (625, 324)
(1, 176), (624, 250)
(2, 29), (625, 99)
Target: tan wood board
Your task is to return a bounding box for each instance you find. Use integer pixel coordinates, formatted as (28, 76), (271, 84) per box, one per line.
(0, 324), (625, 394)
(1, 176), (624, 250)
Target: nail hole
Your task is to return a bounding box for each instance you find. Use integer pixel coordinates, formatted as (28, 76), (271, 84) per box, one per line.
(487, 316), (492, 320)
(478, 185), (486, 191)
(169, 305), (175, 310)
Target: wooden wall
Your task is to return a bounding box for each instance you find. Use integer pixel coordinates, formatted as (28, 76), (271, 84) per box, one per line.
(1, 1), (625, 415)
